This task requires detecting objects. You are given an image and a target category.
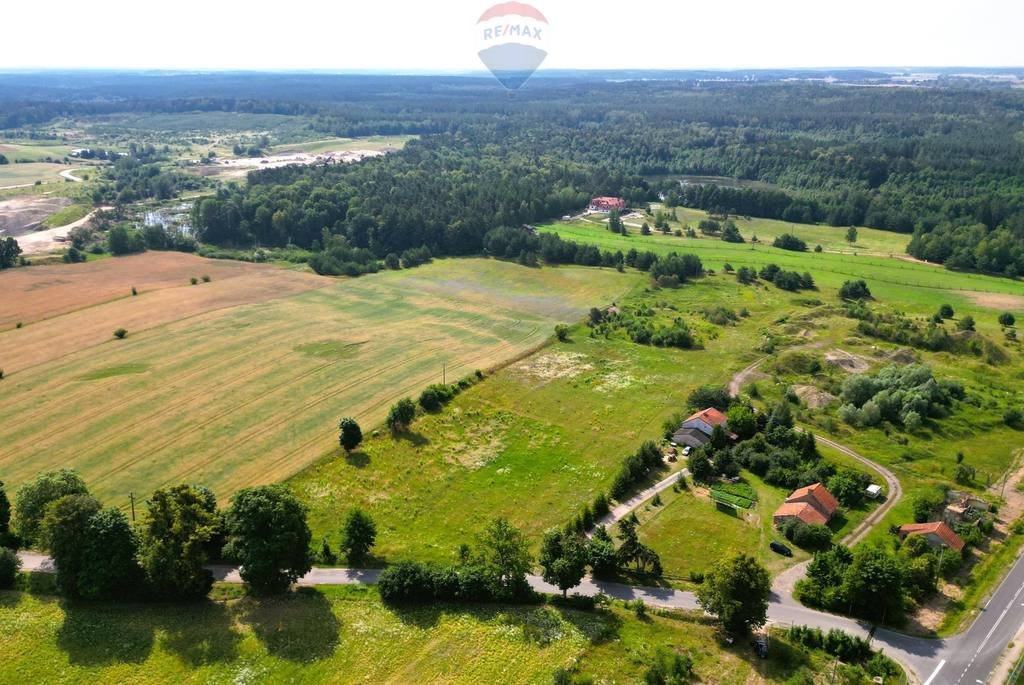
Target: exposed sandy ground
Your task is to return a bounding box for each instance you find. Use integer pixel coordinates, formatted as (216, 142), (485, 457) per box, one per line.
(15, 205), (112, 255)
(963, 291), (1024, 310)
(793, 384), (836, 409)
(192, 149), (388, 178)
(59, 168), (84, 182)
(825, 348), (871, 373)
(0, 251), (311, 328)
(0, 196), (71, 235)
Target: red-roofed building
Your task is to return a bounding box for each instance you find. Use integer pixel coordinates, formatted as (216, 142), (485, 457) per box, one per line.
(898, 521), (965, 552)
(672, 407), (737, 448)
(773, 482), (839, 528)
(773, 502), (829, 527)
(588, 196), (627, 213)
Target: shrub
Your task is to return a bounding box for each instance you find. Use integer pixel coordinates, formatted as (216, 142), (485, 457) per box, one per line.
(838, 280), (872, 300)
(1004, 408), (1023, 428)
(202, 274), (211, 283)
(386, 398), (417, 430)
(0, 547), (19, 589)
(999, 312), (1016, 327)
(957, 315), (975, 332)
(113, 328), (127, 339)
(418, 383), (456, 412)
(190, 276), (198, 285)
(773, 233), (807, 252)
(554, 324), (569, 342)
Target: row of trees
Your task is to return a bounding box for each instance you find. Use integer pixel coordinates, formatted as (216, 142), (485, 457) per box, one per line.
(3, 469), (320, 598)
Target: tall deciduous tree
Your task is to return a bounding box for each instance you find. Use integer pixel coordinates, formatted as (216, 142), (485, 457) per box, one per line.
(138, 484), (220, 600)
(696, 553), (771, 636)
(475, 517), (532, 600)
(340, 508), (377, 565)
(40, 493), (101, 597)
(78, 508), (142, 600)
(539, 528), (588, 596)
(14, 469), (89, 546)
(223, 486), (312, 595)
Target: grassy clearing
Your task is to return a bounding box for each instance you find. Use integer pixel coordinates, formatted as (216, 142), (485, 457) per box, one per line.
(41, 203), (91, 228)
(271, 135), (415, 154)
(290, 273), (817, 567)
(0, 258), (631, 506)
(0, 141), (74, 162)
(540, 219), (1024, 321)
(0, 583), (864, 684)
(0, 161), (72, 188)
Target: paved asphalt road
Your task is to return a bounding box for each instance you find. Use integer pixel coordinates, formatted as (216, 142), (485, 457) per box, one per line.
(18, 547), (1024, 683)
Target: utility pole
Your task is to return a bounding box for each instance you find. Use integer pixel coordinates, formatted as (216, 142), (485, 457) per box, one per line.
(129, 492), (136, 522)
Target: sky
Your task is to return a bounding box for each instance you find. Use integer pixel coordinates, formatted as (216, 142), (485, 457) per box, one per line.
(2, 0), (1022, 71)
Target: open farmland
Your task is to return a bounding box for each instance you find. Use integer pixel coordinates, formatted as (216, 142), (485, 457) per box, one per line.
(541, 218), (1024, 321)
(0, 256), (632, 504)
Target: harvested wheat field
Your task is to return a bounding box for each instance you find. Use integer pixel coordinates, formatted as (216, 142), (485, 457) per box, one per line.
(0, 257), (635, 504)
(0, 251), (284, 328)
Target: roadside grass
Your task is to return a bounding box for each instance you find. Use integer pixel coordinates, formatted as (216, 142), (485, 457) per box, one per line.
(41, 203), (91, 228)
(0, 258), (633, 506)
(0, 583), (850, 684)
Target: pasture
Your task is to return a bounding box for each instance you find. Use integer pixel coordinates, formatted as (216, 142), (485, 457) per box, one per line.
(290, 275), (811, 565)
(0, 584), (835, 684)
(0, 161), (73, 189)
(541, 218), (1024, 322)
(0, 256), (632, 505)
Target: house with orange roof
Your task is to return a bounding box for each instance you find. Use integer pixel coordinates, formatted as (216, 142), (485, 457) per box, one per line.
(773, 482), (839, 528)
(898, 521), (965, 553)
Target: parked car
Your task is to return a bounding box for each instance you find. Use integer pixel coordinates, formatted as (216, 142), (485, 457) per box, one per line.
(682, 446), (692, 456)
(769, 541), (793, 557)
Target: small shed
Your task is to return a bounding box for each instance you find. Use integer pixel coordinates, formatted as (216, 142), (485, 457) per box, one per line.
(866, 484), (883, 499)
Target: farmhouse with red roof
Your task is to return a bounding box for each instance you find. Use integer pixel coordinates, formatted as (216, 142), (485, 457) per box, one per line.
(898, 521), (965, 552)
(588, 196), (627, 213)
(773, 483), (839, 527)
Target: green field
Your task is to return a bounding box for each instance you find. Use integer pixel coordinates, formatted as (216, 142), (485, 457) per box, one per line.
(0, 257), (633, 506)
(41, 203), (92, 228)
(271, 135), (416, 154)
(290, 273), (833, 570)
(0, 141), (75, 162)
(0, 161), (73, 188)
(541, 219), (1024, 323)
(0, 583), (855, 684)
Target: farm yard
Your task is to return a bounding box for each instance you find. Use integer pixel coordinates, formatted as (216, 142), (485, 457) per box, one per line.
(0, 255), (633, 505)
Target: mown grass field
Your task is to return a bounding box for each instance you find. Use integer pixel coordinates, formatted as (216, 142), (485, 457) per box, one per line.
(0, 161), (73, 188)
(0, 584), (855, 684)
(540, 218), (1024, 323)
(0, 257), (633, 506)
(271, 135), (415, 154)
(290, 274), (822, 569)
(0, 141), (75, 162)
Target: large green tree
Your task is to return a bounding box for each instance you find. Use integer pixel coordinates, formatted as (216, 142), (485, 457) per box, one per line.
(40, 493), (101, 596)
(538, 528), (588, 597)
(475, 517), (532, 600)
(15, 469), (89, 546)
(223, 485), (312, 595)
(338, 417), (363, 453)
(696, 552), (771, 636)
(77, 508), (142, 600)
(138, 484), (220, 600)
(840, 544), (906, 623)
(0, 480), (10, 542)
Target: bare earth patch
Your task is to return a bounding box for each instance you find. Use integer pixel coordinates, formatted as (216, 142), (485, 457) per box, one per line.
(793, 384), (837, 409)
(963, 291), (1024, 310)
(825, 348), (871, 373)
(513, 351), (594, 385)
(0, 196), (71, 235)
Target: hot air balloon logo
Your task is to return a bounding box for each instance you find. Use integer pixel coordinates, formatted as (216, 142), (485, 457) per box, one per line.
(476, 2), (549, 89)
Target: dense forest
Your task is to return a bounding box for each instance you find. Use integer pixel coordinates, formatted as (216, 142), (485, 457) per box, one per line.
(7, 73), (1024, 276)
